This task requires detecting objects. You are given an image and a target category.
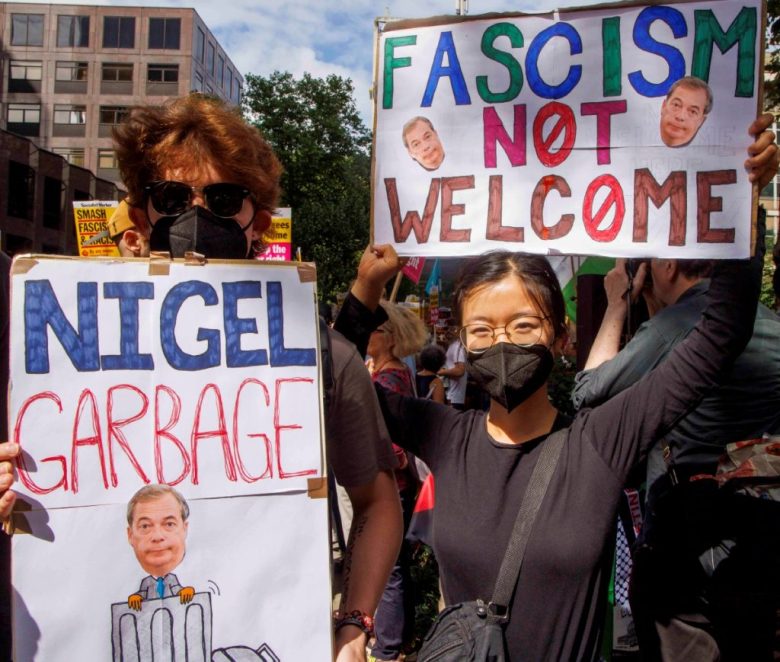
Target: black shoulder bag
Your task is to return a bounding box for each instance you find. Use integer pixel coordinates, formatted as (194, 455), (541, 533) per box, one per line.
(417, 429), (568, 662)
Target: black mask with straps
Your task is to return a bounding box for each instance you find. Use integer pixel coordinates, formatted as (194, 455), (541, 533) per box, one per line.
(466, 342), (554, 413)
(149, 205), (253, 259)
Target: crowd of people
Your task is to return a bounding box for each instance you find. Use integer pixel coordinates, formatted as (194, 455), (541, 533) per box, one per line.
(0, 93), (778, 662)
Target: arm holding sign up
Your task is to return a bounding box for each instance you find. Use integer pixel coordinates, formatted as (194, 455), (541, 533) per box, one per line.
(575, 113), (779, 406)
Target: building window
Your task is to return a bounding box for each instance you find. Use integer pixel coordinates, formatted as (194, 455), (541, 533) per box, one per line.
(11, 14), (44, 46)
(8, 161), (35, 220)
(195, 28), (205, 62)
(217, 55), (224, 88)
(7, 103), (40, 124)
(52, 148), (85, 167)
(206, 84), (213, 95)
(227, 68), (233, 96)
(57, 15), (90, 48)
(99, 106), (129, 125)
(102, 63), (133, 82)
(206, 43), (215, 75)
(43, 177), (62, 229)
(9, 60), (42, 92)
(54, 105), (87, 125)
(147, 64), (179, 83)
(10, 60), (42, 82)
(56, 61), (88, 81)
(148, 17), (180, 49)
(103, 16), (135, 48)
(193, 72), (203, 92)
(98, 149), (119, 170)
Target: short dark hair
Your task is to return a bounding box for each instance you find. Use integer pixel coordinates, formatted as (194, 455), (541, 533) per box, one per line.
(676, 259), (713, 279)
(420, 344), (446, 373)
(453, 252), (567, 341)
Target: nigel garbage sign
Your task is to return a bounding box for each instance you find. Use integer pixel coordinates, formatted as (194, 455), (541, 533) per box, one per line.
(9, 256), (331, 661)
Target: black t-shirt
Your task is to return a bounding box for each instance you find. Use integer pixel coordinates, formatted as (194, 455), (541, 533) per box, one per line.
(335, 255), (758, 661)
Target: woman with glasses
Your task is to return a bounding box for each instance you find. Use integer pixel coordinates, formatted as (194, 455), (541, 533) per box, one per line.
(333, 114), (778, 662)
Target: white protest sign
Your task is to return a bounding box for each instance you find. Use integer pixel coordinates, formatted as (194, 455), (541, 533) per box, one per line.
(373, 0), (763, 258)
(9, 256), (331, 660)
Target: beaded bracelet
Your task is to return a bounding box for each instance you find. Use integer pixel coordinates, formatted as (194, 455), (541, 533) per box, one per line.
(333, 609), (375, 637)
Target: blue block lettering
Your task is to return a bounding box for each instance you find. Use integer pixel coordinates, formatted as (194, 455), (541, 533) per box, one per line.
(160, 281), (220, 371)
(24, 280), (99, 373)
(267, 282), (316, 367)
(223, 281), (268, 368)
(101, 282), (155, 370)
(526, 23), (583, 99)
(422, 31), (472, 107)
(629, 6), (687, 97)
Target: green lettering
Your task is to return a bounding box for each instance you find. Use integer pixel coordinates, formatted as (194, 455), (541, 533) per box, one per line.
(602, 17), (621, 97)
(383, 35), (417, 110)
(476, 23), (524, 104)
(692, 8), (756, 97)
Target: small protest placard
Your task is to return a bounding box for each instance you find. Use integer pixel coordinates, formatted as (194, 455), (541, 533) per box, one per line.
(256, 208), (293, 262)
(373, 0), (764, 258)
(8, 256), (331, 660)
(73, 201), (121, 257)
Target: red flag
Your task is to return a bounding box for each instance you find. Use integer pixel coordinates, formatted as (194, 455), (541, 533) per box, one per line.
(402, 257), (426, 284)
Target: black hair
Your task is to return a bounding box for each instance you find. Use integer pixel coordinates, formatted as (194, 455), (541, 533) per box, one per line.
(453, 251), (567, 340)
(419, 343), (446, 373)
(675, 259), (713, 279)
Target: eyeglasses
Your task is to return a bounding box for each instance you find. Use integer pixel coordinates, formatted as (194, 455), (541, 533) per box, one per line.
(459, 315), (548, 354)
(144, 180), (253, 218)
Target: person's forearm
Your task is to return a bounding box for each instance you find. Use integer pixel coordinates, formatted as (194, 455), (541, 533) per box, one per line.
(335, 471), (402, 658)
(583, 304), (626, 370)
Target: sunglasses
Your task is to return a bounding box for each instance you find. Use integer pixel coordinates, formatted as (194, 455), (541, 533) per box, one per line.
(144, 180), (253, 218)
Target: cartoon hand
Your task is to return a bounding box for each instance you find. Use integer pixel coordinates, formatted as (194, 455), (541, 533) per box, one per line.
(128, 594), (143, 610)
(179, 586), (195, 604)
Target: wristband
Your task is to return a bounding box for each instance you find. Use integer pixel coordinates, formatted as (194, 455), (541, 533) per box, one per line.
(333, 609), (375, 637)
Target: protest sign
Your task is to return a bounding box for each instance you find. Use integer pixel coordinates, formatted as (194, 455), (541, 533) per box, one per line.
(373, 0), (764, 259)
(8, 256), (331, 660)
(256, 208), (293, 262)
(73, 201), (121, 257)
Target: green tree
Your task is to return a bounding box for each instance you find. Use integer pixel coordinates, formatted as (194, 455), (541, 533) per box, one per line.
(766, 0), (780, 110)
(242, 71), (372, 302)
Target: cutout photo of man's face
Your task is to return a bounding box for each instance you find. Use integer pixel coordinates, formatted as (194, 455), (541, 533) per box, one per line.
(659, 84), (709, 148)
(127, 492), (188, 578)
(404, 119), (445, 171)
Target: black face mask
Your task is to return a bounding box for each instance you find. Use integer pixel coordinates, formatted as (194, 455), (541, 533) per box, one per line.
(149, 205), (251, 259)
(466, 342), (554, 413)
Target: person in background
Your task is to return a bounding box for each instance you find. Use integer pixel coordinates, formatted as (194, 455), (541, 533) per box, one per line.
(366, 300), (427, 662)
(573, 249), (780, 658)
(416, 344), (447, 404)
(108, 93), (402, 661)
(438, 327), (467, 409)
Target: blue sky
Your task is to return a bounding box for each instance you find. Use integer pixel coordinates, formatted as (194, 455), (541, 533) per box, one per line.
(15, 0), (597, 123)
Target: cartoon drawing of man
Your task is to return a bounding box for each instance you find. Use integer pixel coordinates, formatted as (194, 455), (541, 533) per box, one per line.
(402, 116), (445, 170)
(658, 76), (713, 148)
(126, 484), (194, 610)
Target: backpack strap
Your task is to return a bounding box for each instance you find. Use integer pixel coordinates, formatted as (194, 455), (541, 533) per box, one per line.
(489, 428), (568, 620)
